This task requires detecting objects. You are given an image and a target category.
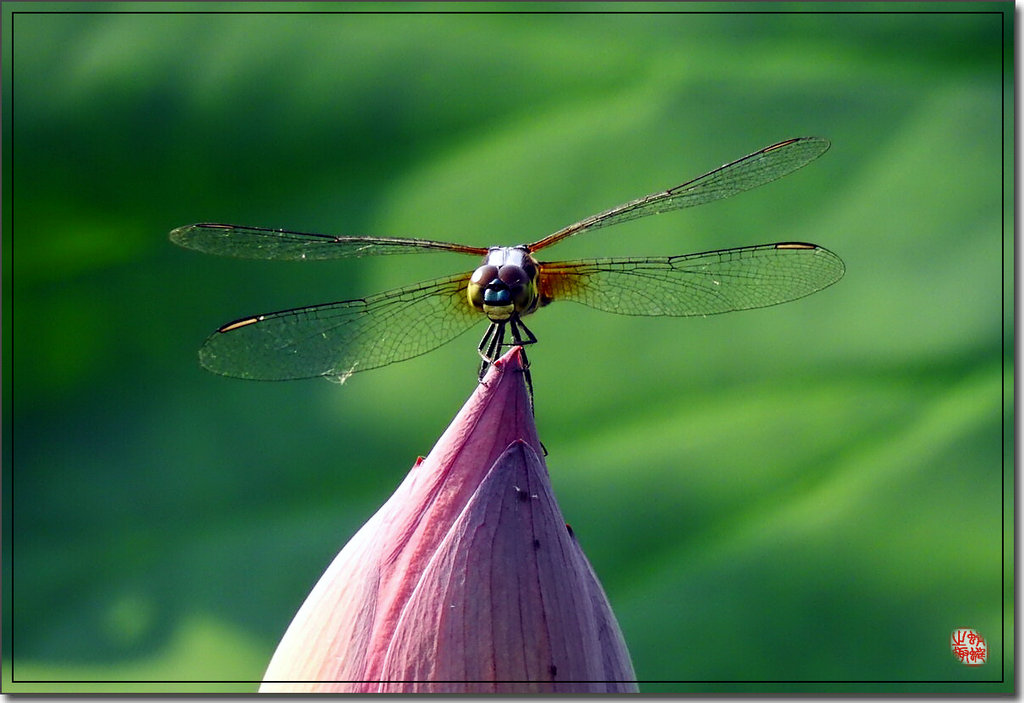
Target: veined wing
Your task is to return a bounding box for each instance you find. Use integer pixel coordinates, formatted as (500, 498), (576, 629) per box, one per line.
(538, 243), (844, 317)
(528, 137), (830, 251)
(198, 272), (481, 381)
(170, 223), (488, 261)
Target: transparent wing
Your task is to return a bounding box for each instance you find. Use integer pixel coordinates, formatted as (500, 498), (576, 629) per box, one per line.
(170, 223), (488, 261)
(198, 272), (482, 380)
(538, 243), (844, 316)
(528, 137), (830, 251)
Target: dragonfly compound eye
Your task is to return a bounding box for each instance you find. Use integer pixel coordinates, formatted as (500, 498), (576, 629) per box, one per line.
(498, 265), (534, 309)
(468, 264), (499, 311)
(498, 264), (528, 288)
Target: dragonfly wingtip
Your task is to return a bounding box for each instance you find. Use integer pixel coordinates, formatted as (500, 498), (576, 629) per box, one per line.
(168, 224), (193, 243)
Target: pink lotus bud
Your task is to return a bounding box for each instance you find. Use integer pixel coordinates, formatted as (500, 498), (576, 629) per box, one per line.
(260, 347), (637, 693)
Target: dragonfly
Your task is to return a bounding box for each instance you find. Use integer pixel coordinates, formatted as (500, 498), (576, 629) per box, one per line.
(171, 137), (844, 390)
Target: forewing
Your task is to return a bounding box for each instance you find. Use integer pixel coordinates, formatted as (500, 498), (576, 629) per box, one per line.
(170, 223), (488, 260)
(198, 272), (482, 380)
(528, 137), (830, 251)
(539, 243), (844, 317)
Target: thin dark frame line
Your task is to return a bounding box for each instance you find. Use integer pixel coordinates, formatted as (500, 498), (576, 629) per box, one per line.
(7, 9), (1011, 15)
(8, 7), (14, 688)
(999, 3), (1007, 687)
(14, 677), (1008, 685)
(5, 6), (1008, 690)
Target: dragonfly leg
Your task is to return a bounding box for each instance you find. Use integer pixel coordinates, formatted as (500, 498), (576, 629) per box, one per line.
(508, 317), (537, 416)
(478, 322), (496, 362)
(477, 317), (538, 418)
(509, 316), (537, 347)
(477, 321), (506, 380)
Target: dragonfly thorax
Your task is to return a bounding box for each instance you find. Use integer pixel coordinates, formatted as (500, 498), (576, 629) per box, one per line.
(467, 246), (541, 322)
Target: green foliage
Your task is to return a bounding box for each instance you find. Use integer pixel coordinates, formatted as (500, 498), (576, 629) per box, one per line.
(6, 3), (1010, 694)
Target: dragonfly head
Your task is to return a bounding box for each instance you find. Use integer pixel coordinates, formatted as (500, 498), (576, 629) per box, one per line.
(468, 246), (540, 322)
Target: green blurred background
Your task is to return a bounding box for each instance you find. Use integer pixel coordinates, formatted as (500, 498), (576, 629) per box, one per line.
(4, 2), (1011, 694)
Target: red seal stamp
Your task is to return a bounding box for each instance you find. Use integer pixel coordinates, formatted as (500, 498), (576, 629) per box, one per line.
(951, 628), (987, 665)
